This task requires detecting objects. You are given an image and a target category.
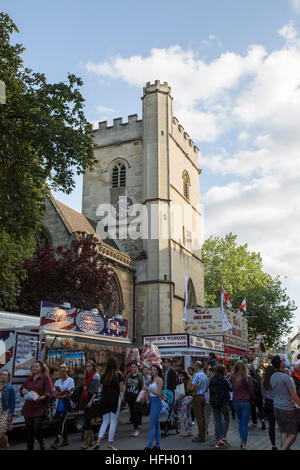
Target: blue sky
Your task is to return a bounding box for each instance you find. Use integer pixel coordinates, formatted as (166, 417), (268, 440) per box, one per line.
(3, 0), (300, 339)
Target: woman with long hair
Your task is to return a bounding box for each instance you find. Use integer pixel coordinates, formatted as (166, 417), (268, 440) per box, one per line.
(80, 359), (100, 449)
(0, 369), (16, 450)
(93, 356), (123, 450)
(262, 365), (277, 450)
(143, 365), (163, 450)
(21, 360), (53, 450)
(229, 361), (255, 450)
(50, 364), (74, 450)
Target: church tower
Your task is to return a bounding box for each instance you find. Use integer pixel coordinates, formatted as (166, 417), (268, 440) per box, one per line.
(82, 81), (204, 341)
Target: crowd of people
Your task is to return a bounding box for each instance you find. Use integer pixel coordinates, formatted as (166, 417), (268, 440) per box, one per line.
(1, 352), (300, 451)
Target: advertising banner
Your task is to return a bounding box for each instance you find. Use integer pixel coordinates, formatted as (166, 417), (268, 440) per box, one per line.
(189, 335), (224, 352)
(143, 334), (189, 348)
(185, 307), (223, 336)
(12, 332), (39, 378)
(185, 307), (249, 354)
(40, 301), (128, 339)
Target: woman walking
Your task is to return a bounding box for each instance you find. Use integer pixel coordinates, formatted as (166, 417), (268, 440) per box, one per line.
(0, 370), (16, 450)
(20, 360), (53, 450)
(93, 356), (123, 450)
(177, 370), (193, 437)
(80, 359), (100, 449)
(143, 365), (163, 450)
(262, 365), (277, 450)
(124, 361), (144, 437)
(50, 364), (74, 449)
(229, 361), (255, 450)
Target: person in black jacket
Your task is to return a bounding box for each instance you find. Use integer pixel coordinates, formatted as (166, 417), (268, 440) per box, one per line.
(248, 365), (266, 430)
(163, 359), (178, 394)
(209, 365), (232, 448)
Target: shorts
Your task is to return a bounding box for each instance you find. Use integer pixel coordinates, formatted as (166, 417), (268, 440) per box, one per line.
(274, 408), (297, 435)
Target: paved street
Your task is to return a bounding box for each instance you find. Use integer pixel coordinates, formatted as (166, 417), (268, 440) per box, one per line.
(8, 408), (300, 451)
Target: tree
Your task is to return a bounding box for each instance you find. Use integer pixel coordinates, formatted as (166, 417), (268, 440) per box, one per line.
(0, 13), (97, 310)
(202, 233), (296, 349)
(17, 236), (114, 316)
(0, 231), (35, 311)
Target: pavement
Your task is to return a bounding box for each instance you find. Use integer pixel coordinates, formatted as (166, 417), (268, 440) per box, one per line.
(7, 407), (300, 451)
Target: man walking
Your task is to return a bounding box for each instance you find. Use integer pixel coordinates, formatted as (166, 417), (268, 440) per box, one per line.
(163, 359), (178, 395)
(189, 361), (208, 443)
(270, 355), (300, 450)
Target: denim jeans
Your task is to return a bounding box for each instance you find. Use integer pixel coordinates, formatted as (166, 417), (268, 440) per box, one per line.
(213, 402), (230, 441)
(233, 401), (251, 444)
(147, 397), (162, 448)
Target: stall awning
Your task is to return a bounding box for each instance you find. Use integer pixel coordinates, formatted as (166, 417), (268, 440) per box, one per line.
(41, 328), (135, 349)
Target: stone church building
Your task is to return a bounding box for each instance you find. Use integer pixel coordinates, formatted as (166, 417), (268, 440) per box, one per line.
(42, 81), (204, 344)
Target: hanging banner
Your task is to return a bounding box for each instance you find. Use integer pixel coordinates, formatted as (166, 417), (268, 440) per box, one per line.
(184, 307), (223, 336)
(40, 301), (128, 339)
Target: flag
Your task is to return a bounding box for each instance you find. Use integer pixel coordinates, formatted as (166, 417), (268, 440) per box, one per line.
(238, 298), (246, 315)
(221, 286), (232, 308)
(221, 287), (232, 332)
(183, 275), (188, 322)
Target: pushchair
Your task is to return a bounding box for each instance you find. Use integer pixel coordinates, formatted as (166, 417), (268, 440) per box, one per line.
(159, 390), (180, 436)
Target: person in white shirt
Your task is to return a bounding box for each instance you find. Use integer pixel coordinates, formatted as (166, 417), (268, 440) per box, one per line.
(51, 364), (74, 449)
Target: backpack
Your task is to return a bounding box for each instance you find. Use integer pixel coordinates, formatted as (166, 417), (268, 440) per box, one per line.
(209, 379), (225, 409)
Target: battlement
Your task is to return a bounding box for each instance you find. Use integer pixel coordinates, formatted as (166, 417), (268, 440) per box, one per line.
(171, 116), (199, 159)
(93, 114), (143, 147)
(143, 80), (172, 97)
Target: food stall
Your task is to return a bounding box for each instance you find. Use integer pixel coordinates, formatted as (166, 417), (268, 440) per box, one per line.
(39, 301), (134, 382)
(142, 333), (225, 369)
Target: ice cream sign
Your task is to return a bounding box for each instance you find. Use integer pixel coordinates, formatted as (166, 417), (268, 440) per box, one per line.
(40, 301), (128, 338)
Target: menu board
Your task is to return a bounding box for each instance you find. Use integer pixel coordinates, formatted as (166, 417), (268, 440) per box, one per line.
(12, 333), (39, 378)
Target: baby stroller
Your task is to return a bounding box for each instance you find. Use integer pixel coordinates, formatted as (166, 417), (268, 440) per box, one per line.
(159, 390), (180, 437)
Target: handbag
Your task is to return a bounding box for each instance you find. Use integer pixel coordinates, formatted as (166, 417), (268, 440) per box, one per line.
(174, 382), (185, 402)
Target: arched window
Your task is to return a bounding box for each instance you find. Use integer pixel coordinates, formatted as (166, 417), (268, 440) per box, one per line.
(112, 163), (126, 188)
(182, 171), (190, 201)
(36, 227), (52, 249)
(105, 273), (124, 316)
(187, 278), (197, 308)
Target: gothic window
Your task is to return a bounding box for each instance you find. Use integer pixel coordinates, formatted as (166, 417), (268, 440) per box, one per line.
(105, 273), (124, 316)
(187, 278), (197, 308)
(112, 163), (126, 188)
(36, 227), (52, 249)
(183, 171), (190, 201)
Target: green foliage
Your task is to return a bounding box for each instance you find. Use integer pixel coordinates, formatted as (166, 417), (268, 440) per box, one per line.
(0, 231), (35, 311)
(202, 233), (296, 349)
(0, 12), (96, 310)
(0, 12), (96, 238)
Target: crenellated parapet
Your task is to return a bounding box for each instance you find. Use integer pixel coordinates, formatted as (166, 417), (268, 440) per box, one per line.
(93, 114), (143, 148)
(142, 80), (172, 98)
(171, 116), (199, 167)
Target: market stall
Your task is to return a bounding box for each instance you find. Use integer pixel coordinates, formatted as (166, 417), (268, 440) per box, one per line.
(39, 302), (134, 386)
(142, 333), (226, 369)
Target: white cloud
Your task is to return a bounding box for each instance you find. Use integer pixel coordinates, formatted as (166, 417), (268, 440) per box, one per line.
(290, 0), (300, 14)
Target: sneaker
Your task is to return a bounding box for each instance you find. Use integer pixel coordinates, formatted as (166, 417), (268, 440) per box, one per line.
(131, 430), (139, 437)
(220, 438), (229, 447)
(215, 441), (225, 449)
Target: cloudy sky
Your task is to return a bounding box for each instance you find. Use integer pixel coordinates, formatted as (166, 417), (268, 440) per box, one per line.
(3, 0), (300, 337)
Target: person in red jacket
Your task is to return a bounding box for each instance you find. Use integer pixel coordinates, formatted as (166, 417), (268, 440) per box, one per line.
(20, 360), (53, 450)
